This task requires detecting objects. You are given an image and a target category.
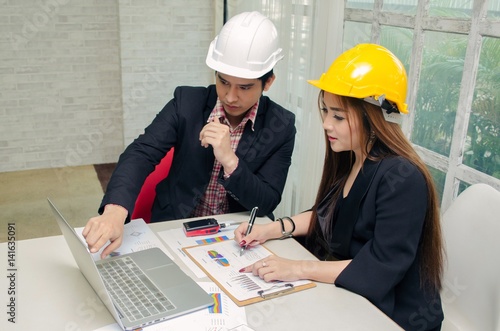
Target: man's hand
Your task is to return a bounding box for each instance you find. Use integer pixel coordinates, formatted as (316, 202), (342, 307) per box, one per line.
(199, 117), (238, 173)
(82, 204), (128, 259)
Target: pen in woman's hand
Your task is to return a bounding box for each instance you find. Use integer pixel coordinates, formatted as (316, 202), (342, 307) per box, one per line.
(240, 206), (258, 256)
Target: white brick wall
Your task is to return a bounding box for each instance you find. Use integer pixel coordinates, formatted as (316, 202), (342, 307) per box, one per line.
(119, 0), (214, 144)
(0, 0), (215, 172)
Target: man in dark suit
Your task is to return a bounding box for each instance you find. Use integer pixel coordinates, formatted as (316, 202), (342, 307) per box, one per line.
(83, 11), (296, 258)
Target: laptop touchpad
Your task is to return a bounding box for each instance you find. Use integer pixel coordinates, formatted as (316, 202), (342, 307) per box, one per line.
(147, 265), (188, 288)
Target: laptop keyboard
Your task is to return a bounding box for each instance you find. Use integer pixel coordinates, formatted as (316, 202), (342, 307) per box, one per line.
(97, 256), (176, 321)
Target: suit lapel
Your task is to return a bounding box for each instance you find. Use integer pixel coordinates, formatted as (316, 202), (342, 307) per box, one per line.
(202, 89), (217, 176)
(235, 98), (264, 160)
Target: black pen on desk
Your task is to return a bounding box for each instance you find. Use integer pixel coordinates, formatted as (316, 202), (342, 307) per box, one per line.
(240, 206), (258, 256)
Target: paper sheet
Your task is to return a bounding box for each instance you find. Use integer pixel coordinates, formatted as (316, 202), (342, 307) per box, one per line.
(75, 218), (173, 261)
(157, 226), (238, 278)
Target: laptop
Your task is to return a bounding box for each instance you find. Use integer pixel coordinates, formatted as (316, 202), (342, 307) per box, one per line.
(47, 198), (213, 330)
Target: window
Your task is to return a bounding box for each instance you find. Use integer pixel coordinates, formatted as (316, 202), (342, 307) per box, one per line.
(343, 0), (500, 210)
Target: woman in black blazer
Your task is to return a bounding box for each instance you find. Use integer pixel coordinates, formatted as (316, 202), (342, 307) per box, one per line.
(236, 44), (444, 331)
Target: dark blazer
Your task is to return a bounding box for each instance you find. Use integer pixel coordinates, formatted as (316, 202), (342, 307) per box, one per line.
(100, 85), (296, 222)
(330, 156), (443, 331)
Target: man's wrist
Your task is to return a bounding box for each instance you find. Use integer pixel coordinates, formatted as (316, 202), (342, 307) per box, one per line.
(104, 204), (128, 215)
(223, 157), (239, 179)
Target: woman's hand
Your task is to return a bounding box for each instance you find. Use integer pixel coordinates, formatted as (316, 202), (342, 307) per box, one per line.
(240, 255), (350, 284)
(239, 255), (306, 282)
(234, 222), (280, 249)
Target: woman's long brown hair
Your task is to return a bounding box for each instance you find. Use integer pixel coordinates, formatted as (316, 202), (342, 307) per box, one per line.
(307, 91), (444, 292)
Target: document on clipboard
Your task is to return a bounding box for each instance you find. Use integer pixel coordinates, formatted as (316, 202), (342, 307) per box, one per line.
(182, 239), (316, 306)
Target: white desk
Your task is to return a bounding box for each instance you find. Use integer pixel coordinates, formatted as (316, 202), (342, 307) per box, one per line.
(0, 213), (402, 330)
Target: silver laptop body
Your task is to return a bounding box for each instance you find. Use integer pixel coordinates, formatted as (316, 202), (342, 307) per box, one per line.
(48, 198), (213, 330)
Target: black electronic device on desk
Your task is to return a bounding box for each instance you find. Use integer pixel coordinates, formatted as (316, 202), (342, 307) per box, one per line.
(183, 218), (220, 237)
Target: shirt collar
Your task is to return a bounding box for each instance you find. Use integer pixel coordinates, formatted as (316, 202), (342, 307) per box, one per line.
(207, 98), (259, 131)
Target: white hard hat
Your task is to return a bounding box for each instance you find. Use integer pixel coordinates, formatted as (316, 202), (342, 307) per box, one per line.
(206, 11), (284, 79)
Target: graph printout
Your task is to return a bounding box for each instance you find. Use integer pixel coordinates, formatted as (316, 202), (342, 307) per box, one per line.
(184, 240), (311, 302)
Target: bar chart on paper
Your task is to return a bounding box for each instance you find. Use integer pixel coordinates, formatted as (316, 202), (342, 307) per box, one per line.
(230, 274), (261, 291)
(196, 235), (230, 245)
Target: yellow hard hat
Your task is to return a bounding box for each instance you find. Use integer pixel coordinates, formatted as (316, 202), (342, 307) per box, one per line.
(308, 43), (408, 114)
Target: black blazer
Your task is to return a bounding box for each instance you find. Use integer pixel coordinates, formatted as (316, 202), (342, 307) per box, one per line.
(331, 156), (443, 331)
(100, 85), (296, 222)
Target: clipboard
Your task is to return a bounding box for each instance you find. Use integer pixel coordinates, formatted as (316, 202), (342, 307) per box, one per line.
(182, 239), (316, 306)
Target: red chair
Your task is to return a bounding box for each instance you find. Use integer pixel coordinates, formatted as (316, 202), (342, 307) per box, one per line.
(131, 149), (174, 223)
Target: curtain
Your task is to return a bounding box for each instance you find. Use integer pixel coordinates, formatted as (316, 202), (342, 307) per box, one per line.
(225, 1), (345, 217)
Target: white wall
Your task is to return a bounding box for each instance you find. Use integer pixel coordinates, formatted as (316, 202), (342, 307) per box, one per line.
(118, 0), (214, 145)
(0, 0), (215, 173)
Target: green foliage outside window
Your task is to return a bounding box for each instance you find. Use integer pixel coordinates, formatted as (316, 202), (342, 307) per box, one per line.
(463, 37), (500, 179)
(412, 34), (500, 180)
(412, 32), (467, 157)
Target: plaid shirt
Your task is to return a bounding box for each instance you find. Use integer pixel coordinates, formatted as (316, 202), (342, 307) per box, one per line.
(191, 98), (258, 217)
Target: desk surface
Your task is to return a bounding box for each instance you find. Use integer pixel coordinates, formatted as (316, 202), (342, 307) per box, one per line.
(0, 213), (402, 330)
